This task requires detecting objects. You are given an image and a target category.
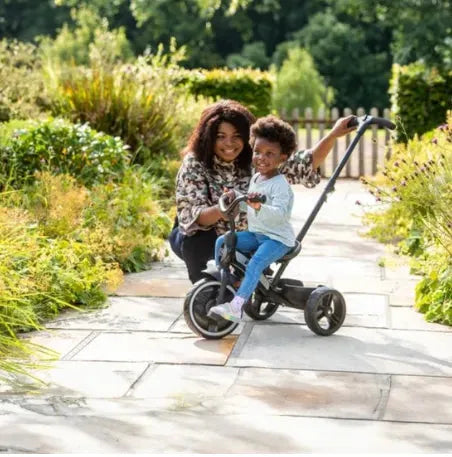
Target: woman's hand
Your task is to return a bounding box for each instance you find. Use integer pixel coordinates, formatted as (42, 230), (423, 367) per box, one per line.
(329, 115), (357, 139)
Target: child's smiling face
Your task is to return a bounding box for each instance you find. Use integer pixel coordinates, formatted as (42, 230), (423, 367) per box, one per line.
(252, 137), (288, 178)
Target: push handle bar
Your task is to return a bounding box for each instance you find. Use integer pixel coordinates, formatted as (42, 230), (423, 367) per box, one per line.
(347, 115), (396, 130)
(219, 192), (266, 215)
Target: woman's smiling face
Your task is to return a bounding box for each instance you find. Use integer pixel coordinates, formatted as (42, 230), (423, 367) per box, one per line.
(214, 122), (245, 162)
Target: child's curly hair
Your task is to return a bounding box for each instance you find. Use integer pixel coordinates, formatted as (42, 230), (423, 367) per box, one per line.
(250, 115), (297, 156)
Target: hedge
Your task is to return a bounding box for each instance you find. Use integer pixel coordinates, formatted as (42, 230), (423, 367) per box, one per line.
(180, 68), (273, 117)
(390, 62), (452, 142)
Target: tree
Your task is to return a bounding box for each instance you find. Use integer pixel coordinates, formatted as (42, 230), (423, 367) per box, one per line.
(329, 0), (452, 70)
(272, 47), (332, 115)
(293, 11), (391, 110)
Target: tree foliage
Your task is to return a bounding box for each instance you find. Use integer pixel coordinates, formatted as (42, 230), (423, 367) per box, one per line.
(272, 47), (332, 115)
(2, 0), (451, 109)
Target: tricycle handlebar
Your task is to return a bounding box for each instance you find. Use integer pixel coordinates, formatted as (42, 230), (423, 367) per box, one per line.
(219, 192), (266, 215)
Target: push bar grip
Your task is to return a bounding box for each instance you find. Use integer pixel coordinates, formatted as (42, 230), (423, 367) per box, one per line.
(371, 117), (396, 130)
(346, 115), (395, 130)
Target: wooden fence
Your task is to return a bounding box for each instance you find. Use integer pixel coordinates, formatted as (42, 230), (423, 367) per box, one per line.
(282, 107), (393, 178)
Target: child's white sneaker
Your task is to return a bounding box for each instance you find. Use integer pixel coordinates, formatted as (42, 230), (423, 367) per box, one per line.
(208, 302), (242, 322)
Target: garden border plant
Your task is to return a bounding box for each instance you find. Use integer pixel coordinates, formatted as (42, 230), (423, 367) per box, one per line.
(361, 113), (451, 325)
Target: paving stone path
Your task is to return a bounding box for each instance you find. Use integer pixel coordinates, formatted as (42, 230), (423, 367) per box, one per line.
(1, 180), (451, 453)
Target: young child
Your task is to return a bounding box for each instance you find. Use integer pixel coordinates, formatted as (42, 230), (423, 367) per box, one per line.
(208, 115), (297, 322)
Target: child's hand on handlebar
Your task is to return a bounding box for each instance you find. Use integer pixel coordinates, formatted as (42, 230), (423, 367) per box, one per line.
(247, 192), (263, 211)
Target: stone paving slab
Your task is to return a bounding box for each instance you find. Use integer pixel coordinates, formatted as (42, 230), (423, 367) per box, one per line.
(1, 410), (451, 453)
(70, 331), (237, 365)
(332, 277), (417, 300)
(290, 223), (386, 260)
(115, 278), (191, 297)
(1, 361), (148, 398)
(23, 329), (93, 360)
(46, 297), (183, 332)
(284, 255), (383, 283)
(384, 375), (452, 424)
(127, 364), (388, 420)
(228, 325), (452, 376)
(390, 307), (452, 332)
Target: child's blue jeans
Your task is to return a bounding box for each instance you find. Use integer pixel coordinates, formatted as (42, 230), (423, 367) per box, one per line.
(215, 231), (292, 301)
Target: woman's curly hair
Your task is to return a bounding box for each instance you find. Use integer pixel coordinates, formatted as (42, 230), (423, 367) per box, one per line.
(183, 100), (255, 171)
(250, 115), (297, 156)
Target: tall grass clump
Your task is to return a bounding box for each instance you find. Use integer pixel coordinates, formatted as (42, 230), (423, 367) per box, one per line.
(0, 197), (122, 385)
(46, 41), (205, 168)
(361, 113), (452, 325)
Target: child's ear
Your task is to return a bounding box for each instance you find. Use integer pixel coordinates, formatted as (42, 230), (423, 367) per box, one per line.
(281, 153), (289, 162)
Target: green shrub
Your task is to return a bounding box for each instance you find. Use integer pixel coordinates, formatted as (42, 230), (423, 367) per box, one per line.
(181, 68), (273, 117)
(415, 257), (451, 325)
(0, 39), (49, 122)
(21, 169), (172, 273)
(82, 167), (172, 272)
(390, 62), (452, 142)
(272, 47), (333, 116)
(0, 118), (130, 188)
(362, 114), (452, 325)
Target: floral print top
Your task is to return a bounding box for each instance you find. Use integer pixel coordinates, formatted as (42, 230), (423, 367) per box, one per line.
(176, 150), (321, 236)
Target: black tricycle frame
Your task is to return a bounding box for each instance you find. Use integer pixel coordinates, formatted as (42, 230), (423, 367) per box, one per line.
(183, 115), (396, 339)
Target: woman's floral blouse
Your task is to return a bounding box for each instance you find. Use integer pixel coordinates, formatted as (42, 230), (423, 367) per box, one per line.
(176, 150), (321, 236)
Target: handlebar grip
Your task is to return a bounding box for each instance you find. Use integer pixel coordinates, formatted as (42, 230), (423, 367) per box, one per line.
(372, 117), (396, 130)
(247, 194), (266, 204)
(218, 193), (231, 213)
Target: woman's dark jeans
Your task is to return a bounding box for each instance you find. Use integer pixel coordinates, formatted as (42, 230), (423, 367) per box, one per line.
(169, 226), (217, 283)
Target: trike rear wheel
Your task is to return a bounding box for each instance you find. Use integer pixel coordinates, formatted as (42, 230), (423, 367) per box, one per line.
(304, 286), (346, 336)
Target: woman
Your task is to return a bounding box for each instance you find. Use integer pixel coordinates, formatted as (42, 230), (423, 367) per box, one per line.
(170, 99), (355, 283)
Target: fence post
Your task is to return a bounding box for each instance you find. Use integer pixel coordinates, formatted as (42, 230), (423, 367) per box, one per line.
(344, 107), (352, 177)
(331, 107), (339, 174)
(370, 107), (379, 174)
(357, 107), (365, 176)
(305, 107), (312, 149)
(384, 108), (392, 161)
(318, 106), (325, 177)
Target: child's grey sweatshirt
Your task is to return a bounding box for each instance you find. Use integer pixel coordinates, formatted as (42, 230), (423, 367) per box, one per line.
(241, 172), (296, 247)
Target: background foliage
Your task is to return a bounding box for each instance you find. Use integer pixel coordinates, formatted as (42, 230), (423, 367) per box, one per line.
(390, 62), (452, 141)
(181, 68), (273, 117)
(1, 0), (451, 111)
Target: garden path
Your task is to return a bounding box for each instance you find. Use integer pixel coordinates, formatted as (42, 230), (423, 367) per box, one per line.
(1, 180), (451, 453)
